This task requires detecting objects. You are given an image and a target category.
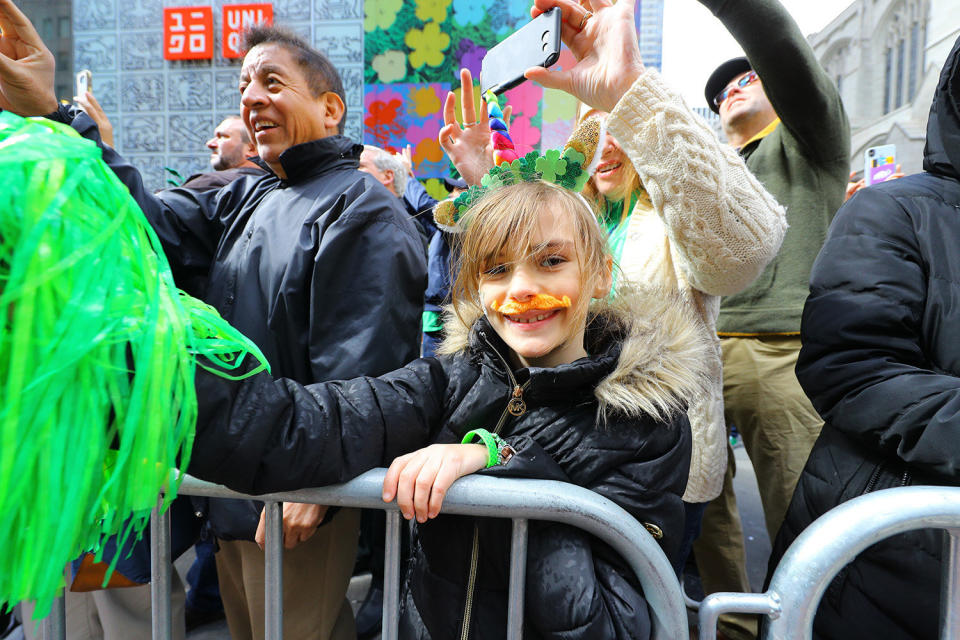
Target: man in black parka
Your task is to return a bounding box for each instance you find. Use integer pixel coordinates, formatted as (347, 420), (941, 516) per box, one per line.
(0, 9), (427, 638)
(770, 33), (960, 640)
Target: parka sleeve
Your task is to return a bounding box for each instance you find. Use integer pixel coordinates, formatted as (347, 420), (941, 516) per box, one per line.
(485, 416), (689, 640)
(56, 105), (229, 283)
(187, 357), (449, 495)
(305, 183), (428, 382)
(797, 187), (960, 482)
(605, 71), (787, 297)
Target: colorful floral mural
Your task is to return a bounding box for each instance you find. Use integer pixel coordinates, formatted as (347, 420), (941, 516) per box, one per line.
(362, 0), (583, 181)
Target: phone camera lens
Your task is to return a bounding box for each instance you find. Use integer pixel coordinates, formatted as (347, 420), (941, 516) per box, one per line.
(868, 149), (875, 157)
(541, 30), (550, 42)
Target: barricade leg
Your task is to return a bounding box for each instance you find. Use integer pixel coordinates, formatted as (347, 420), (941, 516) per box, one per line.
(699, 593), (780, 640)
(264, 501), (283, 640)
(151, 497), (172, 640)
(40, 595), (65, 640)
(382, 510), (401, 640)
(507, 518), (528, 640)
(941, 528), (960, 640)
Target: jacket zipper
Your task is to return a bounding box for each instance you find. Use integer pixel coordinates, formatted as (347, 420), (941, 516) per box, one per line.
(864, 463), (912, 495)
(459, 331), (531, 640)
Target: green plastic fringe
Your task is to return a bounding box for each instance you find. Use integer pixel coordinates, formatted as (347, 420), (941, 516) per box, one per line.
(0, 111), (269, 616)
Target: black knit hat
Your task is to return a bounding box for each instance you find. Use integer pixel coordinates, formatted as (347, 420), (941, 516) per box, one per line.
(704, 56), (752, 113)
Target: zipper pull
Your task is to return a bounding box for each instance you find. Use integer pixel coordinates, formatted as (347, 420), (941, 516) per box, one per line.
(507, 385), (526, 417)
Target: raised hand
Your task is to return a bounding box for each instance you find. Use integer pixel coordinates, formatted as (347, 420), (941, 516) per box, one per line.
(382, 443), (488, 523)
(438, 68), (512, 186)
(0, 0), (58, 115)
(526, 0), (645, 113)
(75, 90), (114, 146)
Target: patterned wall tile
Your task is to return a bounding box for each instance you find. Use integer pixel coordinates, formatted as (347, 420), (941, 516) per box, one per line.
(75, 0), (117, 31)
(169, 154), (211, 181)
(168, 71), (214, 110)
(275, 0), (311, 21)
(92, 73), (120, 111)
(168, 114), (215, 153)
(122, 115), (165, 152)
(314, 23), (363, 63)
(121, 74), (165, 112)
(126, 154), (169, 193)
(315, 0), (363, 20)
(119, 0), (162, 30)
(343, 113), (361, 142)
(120, 32), (164, 71)
(75, 34), (118, 71)
(215, 70), (242, 111)
(339, 65), (363, 108)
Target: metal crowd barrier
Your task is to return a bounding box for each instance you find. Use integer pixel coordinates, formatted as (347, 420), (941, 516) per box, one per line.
(698, 485), (960, 640)
(38, 469), (688, 640)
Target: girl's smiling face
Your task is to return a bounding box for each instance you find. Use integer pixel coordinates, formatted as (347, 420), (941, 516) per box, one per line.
(480, 207), (608, 369)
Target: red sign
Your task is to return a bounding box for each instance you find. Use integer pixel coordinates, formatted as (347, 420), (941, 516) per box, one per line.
(223, 4), (274, 59)
(163, 7), (213, 60)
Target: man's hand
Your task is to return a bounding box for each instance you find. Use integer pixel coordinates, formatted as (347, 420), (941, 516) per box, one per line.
(397, 144), (415, 177)
(382, 443), (488, 523)
(0, 0), (58, 115)
(438, 68), (512, 186)
(75, 90), (114, 146)
(526, 0), (645, 113)
(255, 502), (329, 550)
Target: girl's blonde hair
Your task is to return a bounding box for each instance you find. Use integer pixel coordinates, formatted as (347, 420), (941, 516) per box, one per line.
(450, 180), (611, 341)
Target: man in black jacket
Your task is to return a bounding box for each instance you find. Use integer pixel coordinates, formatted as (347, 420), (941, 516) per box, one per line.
(0, 5), (427, 639)
(770, 34), (960, 640)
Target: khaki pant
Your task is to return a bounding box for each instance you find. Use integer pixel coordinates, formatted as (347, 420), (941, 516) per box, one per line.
(21, 573), (186, 640)
(694, 336), (822, 640)
(216, 507), (360, 640)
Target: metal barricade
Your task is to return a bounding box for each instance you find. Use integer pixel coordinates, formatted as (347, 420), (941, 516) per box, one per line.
(698, 485), (960, 640)
(38, 468), (688, 640)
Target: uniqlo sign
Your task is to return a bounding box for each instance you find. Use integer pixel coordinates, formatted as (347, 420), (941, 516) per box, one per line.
(223, 4), (274, 58)
(163, 7), (213, 60)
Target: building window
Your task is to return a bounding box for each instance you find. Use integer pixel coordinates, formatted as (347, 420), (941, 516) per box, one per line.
(59, 16), (70, 39)
(895, 38), (905, 109)
(908, 21), (920, 100)
(884, 47), (893, 114)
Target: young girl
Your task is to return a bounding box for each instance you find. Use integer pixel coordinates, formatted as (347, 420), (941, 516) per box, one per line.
(190, 174), (711, 639)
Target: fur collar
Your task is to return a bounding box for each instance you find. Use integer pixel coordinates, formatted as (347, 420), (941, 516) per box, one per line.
(438, 286), (712, 423)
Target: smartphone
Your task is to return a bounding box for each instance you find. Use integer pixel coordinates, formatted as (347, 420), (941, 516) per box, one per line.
(864, 144), (896, 186)
(76, 69), (92, 97)
(480, 8), (561, 96)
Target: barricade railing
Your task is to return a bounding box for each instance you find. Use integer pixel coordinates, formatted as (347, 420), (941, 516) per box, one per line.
(698, 485), (960, 640)
(37, 468), (688, 640)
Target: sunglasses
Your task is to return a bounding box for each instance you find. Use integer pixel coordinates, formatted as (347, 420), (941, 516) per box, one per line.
(713, 70), (759, 108)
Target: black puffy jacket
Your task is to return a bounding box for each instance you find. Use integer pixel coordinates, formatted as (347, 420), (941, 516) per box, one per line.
(52, 106), (428, 540)
(189, 288), (709, 640)
(770, 34), (960, 640)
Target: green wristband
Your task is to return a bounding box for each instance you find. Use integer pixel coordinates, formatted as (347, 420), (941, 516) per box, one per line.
(461, 428), (501, 468)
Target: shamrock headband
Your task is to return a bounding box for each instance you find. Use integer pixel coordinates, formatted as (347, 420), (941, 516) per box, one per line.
(434, 92), (608, 232)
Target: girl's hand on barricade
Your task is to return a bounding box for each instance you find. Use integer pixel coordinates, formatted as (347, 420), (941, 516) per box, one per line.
(438, 68), (512, 186)
(0, 0), (58, 115)
(254, 502), (329, 550)
(383, 444), (488, 523)
(526, 0), (645, 113)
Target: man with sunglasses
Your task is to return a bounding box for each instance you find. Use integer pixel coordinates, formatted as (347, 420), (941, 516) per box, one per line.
(691, 2), (850, 639)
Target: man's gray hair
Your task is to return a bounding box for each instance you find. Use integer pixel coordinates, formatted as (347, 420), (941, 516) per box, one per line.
(364, 145), (408, 195)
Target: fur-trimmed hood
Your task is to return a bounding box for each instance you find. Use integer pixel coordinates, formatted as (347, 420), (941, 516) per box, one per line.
(438, 285), (713, 424)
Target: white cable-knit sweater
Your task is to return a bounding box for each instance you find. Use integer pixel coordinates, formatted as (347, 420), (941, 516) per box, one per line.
(607, 70), (787, 502)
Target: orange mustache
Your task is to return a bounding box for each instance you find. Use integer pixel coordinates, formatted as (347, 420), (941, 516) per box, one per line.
(491, 294), (571, 315)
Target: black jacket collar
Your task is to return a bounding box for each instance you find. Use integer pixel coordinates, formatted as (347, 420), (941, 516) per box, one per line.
(252, 135), (363, 184)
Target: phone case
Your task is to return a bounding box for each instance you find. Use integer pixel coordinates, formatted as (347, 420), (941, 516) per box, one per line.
(864, 144), (896, 186)
(480, 8), (561, 96)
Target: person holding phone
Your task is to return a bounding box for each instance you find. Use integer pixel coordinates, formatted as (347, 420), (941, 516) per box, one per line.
(693, 1), (851, 638)
(441, 0), (787, 580)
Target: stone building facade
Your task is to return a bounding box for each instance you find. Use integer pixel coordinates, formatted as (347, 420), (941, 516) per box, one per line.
(809, 0), (960, 176)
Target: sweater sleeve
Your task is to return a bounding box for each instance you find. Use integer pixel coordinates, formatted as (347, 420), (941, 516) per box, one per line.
(606, 70), (787, 296)
(697, 0), (849, 164)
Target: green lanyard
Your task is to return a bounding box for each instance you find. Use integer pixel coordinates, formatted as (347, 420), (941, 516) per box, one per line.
(600, 192), (637, 293)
